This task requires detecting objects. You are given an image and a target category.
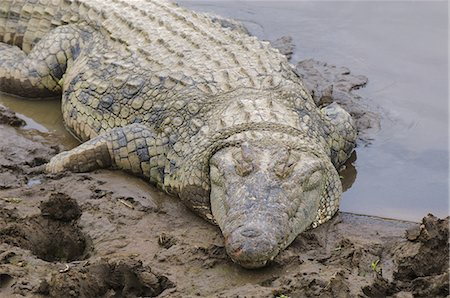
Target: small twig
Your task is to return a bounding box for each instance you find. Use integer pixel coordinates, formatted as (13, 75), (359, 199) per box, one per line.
(59, 264), (70, 273)
(118, 199), (134, 209)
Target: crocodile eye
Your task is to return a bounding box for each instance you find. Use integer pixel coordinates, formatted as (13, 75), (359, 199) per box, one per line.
(232, 142), (254, 177)
(274, 148), (297, 179)
(304, 170), (323, 190)
(234, 161), (253, 177)
(274, 161), (295, 179)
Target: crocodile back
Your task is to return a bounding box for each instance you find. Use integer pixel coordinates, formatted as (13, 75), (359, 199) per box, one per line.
(1, 0), (302, 91)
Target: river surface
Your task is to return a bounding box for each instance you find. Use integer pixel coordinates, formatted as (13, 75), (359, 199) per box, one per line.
(1, 1), (448, 222)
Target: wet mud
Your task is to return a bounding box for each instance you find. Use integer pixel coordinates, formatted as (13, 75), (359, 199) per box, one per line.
(269, 35), (381, 145)
(0, 105), (448, 297)
(0, 204), (87, 263)
(294, 59), (380, 145)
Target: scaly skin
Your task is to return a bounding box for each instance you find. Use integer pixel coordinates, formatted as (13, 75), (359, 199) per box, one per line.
(0, 0), (357, 268)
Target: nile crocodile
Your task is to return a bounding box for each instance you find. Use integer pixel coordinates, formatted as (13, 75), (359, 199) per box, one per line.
(0, 0), (357, 268)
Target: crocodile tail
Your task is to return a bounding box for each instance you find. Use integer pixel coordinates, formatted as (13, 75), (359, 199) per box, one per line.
(0, 0), (77, 53)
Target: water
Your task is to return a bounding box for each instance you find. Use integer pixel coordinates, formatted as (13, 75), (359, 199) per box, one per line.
(1, 1), (447, 222)
(0, 93), (80, 148)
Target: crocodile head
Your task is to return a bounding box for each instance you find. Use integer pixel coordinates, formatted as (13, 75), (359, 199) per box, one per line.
(209, 142), (336, 268)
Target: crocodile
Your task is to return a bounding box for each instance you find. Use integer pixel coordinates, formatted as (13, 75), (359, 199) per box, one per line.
(0, 0), (357, 268)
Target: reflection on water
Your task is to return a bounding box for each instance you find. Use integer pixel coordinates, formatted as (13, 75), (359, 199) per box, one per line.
(340, 151), (357, 192)
(0, 92), (80, 149)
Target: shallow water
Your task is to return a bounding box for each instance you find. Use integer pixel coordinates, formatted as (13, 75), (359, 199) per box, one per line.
(1, 1), (447, 222)
(0, 93), (80, 148)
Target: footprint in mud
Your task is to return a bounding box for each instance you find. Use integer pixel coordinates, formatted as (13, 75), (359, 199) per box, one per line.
(47, 257), (174, 297)
(0, 192), (90, 262)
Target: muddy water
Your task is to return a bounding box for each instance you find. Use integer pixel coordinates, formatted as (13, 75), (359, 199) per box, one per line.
(1, 1), (447, 222)
(175, 0), (448, 222)
(0, 93), (80, 148)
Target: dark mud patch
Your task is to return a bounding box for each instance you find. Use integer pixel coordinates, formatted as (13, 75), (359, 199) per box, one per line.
(396, 214), (448, 279)
(39, 192), (82, 222)
(0, 104), (25, 127)
(0, 194), (89, 262)
(295, 59), (381, 145)
(271, 35), (295, 60)
(363, 214), (449, 298)
(48, 257), (174, 297)
(0, 273), (13, 288)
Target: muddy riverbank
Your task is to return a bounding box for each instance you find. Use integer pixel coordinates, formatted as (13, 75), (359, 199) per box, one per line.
(0, 103), (448, 297)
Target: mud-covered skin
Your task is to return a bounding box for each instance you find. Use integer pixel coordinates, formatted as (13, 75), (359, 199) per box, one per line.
(0, 0), (356, 268)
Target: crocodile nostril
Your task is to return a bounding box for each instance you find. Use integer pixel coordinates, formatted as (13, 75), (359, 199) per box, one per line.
(240, 228), (262, 238)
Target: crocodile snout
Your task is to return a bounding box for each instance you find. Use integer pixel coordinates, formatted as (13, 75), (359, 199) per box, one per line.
(224, 225), (280, 269)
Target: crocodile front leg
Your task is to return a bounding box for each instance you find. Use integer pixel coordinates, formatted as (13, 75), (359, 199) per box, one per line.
(46, 124), (168, 188)
(321, 102), (357, 168)
(0, 25), (90, 98)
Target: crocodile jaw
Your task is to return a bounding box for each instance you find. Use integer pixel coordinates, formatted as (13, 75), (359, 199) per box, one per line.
(209, 144), (325, 268)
